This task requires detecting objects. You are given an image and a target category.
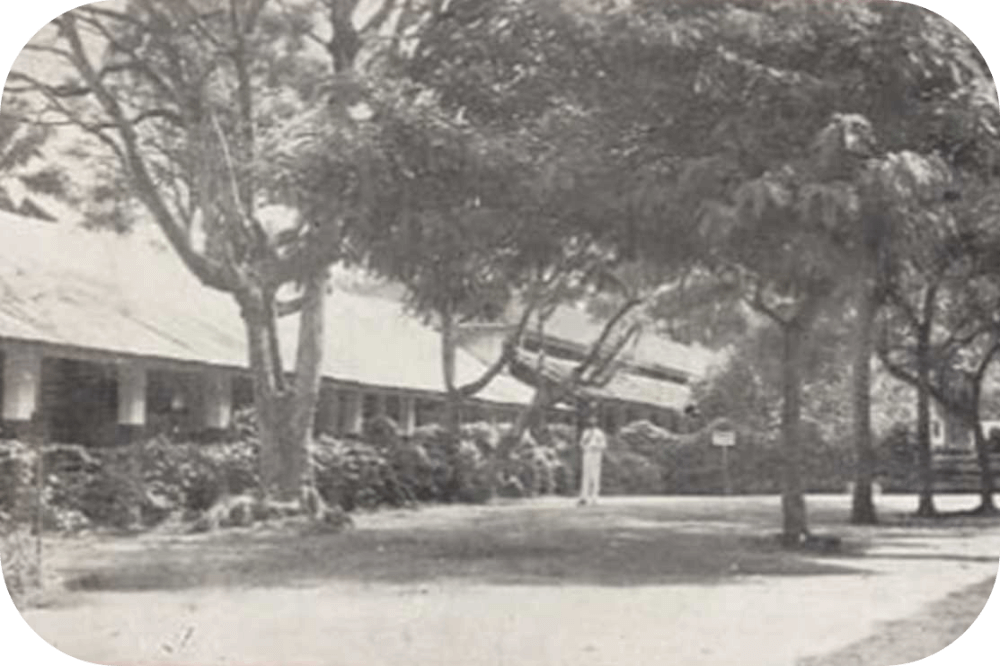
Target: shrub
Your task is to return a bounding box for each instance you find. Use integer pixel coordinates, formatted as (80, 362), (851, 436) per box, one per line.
(501, 439), (562, 498)
(388, 441), (440, 501)
(611, 419), (853, 495)
(312, 436), (411, 511)
(200, 439), (260, 497)
(408, 424), (495, 503)
(878, 424), (919, 492)
(76, 452), (146, 529)
(0, 441), (36, 522)
(602, 450), (664, 495)
(0, 517), (40, 609)
(363, 415), (401, 451)
(461, 422), (501, 456)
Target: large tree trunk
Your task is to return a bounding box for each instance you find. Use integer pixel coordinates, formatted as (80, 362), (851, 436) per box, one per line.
(288, 270), (326, 491)
(780, 322), (809, 545)
(243, 271), (326, 503)
(850, 281), (878, 525)
(914, 315), (936, 517)
(439, 306), (466, 501)
(439, 305), (463, 439)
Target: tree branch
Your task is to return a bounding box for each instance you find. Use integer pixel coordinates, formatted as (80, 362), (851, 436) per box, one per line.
(276, 295), (306, 317)
(19, 44), (74, 60)
(568, 297), (644, 390)
(57, 14), (235, 292)
(581, 321), (641, 387)
(7, 72), (128, 162)
(883, 283), (922, 332)
(269, 224), (345, 288)
(327, 0), (363, 73)
(359, 0), (398, 35)
(74, 9), (181, 104)
(745, 279), (790, 326)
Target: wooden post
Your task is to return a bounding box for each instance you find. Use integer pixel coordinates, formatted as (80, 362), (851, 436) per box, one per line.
(30, 411), (45, 586)
(721, 445), (732, 496)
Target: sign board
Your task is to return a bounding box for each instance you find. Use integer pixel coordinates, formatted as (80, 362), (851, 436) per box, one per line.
(711, 430), (737, 447)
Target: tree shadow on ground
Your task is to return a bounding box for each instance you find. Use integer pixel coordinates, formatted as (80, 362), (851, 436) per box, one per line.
(59, 500), (877, 593)
(858, 553), (998, 564)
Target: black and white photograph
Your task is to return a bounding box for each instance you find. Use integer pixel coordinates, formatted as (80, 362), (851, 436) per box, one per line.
(1, 1), (999, 665)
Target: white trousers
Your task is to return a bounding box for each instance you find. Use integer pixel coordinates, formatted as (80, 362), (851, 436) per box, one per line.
(580, 450), (603, 503)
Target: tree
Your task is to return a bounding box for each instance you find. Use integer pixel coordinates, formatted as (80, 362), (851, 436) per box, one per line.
(508, 281), (646, 442)
(879, 184), (1000, 513)
(567, 0), (999, 538)
(5, 0), (426, 503)
(0, 95), (69, 217)
(297, 0), (653, 447)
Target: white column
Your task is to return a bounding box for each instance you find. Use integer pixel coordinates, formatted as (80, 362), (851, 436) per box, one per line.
(487, 409), (501, 448)
(203, 371), (232, 430)
(117, 364), (147, 426)
(2, 344), (41, 422)
(344, 391), (364, 435)
(374, 392), (387, 417)
(401, 395), (417, 436)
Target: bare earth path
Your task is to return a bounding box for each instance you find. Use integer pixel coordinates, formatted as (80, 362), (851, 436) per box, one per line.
(14, 495), (1000, 666)
(798, 576), (996, 666)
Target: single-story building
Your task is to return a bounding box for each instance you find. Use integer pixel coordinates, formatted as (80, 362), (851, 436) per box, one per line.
(0, 210), (531, 445)
(457, 304), (718, 433)
(0, 209), (714, 446)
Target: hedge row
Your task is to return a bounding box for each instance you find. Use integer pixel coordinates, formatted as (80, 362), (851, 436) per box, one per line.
(0, 418), (935, 537)
(0, 420), (573, 533)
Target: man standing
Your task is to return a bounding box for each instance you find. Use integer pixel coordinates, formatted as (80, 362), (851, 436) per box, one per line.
(578, 413), (607, 506)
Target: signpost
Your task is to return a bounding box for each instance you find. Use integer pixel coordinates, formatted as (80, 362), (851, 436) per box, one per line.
(711, 429), (737, 496)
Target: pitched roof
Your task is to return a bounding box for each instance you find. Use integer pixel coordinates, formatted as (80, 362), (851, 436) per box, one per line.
(0, 210), (531, 405)
(486, 301), (719, 380)
(512, 350), (692, 412)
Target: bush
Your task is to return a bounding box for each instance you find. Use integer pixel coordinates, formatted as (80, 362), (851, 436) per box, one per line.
(312, 436), (411, 511)
(388, 441), (441, 501)
(408, 424), (494, 503)
(363, 415), (401, 451)
(500, 438), (563, 498)
(0, 441), (37, 522)
(877, 424), (922, 492)
(611, 419), (854, 495)
(601, 450), (664, 495)
(0, 517), (40, 609)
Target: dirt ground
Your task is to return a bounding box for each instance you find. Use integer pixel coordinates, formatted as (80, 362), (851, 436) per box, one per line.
(11, 494), (1000, 666)
(798, 576), (995, 666)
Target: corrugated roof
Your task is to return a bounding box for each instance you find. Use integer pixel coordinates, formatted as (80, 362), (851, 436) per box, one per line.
(0, 211), (531, 405)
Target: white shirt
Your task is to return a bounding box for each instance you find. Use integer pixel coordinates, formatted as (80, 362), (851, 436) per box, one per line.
(580, 427), (607, 453)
